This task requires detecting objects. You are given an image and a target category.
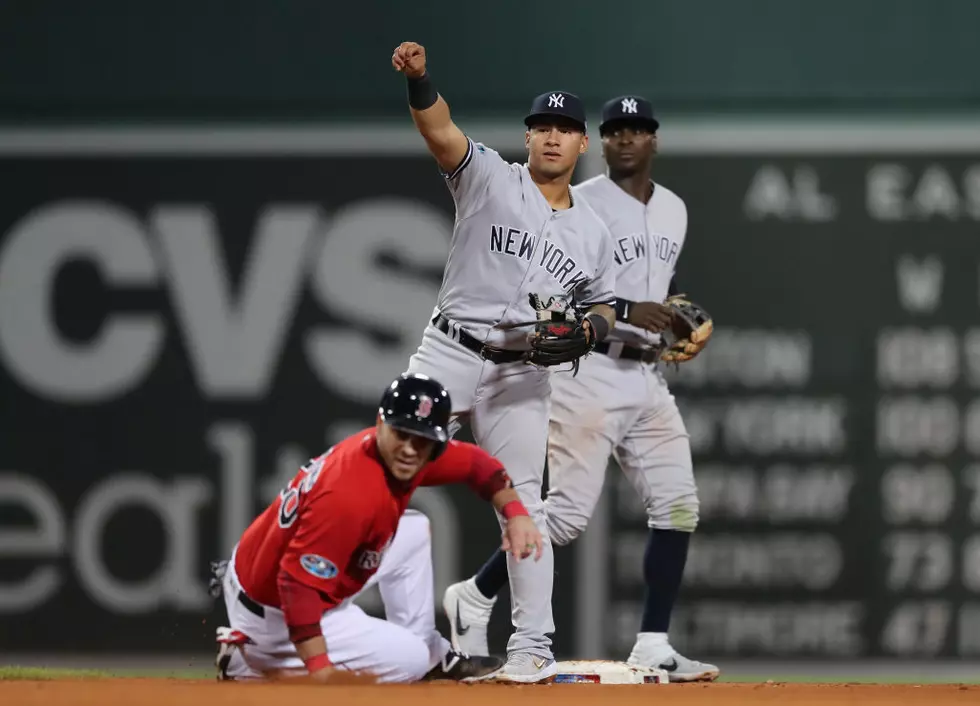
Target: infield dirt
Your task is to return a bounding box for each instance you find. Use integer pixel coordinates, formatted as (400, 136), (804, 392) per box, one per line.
(3, 679), (979, 706)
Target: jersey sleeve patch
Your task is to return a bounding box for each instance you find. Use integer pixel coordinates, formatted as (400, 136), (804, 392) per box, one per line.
(299, 554), (339, 580)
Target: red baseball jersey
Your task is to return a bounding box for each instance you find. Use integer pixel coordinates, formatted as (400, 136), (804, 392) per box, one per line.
(234, 428), (505, 611)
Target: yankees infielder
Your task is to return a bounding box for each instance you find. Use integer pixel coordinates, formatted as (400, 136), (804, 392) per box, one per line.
(391, 41), (618, 683)
(443, 96), (720, 682)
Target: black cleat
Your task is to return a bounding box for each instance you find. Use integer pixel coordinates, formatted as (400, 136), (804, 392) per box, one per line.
(423, 649), (504, 683)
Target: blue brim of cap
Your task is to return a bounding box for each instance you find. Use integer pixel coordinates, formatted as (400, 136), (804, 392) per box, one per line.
(599, 116), (659, 133)
(524, 112), (587, 132)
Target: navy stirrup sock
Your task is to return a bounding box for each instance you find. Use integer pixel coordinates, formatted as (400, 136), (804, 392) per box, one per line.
(473, 548), (508, 599)
(640, 528), (691, 632)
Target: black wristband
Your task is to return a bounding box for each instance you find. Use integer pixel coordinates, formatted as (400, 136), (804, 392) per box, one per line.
(585, 313), (610, 343)
(614, 298), (635, 323)
(407, 72), (438, 111)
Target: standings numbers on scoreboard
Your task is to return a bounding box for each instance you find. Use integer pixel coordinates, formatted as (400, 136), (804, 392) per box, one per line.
(877, 326), (980, 391)
(876, 327), (980, 477)
(876, 464), (980, 658)
(873, 287), (980, 656)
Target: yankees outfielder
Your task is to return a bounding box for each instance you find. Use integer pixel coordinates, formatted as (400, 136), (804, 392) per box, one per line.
(442, 96), (719, 682)
(391, 41), (618, 683)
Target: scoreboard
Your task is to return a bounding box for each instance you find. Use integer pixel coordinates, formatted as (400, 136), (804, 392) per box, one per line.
(588, 148), (980, 660)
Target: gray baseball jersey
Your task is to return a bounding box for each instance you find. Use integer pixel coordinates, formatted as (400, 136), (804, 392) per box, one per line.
(406, 137), (615, 660)
(435, 138), (617, 347)
(542, 174), (700, 554)
(573, 173), (687, 347)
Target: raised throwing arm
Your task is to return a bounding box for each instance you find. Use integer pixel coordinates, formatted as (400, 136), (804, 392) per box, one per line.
(392, 41), (469, 175)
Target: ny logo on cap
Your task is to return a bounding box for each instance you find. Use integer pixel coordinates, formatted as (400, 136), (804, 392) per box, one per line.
(416, 395), (433, 418)
(621, 97), (638, 114)
(548, 93), (565, 108)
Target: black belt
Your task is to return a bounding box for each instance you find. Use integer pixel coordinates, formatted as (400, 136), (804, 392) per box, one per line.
(238, 590), (265, 618)
(432, 314), (526, 364)
(593, 340), (661, 364)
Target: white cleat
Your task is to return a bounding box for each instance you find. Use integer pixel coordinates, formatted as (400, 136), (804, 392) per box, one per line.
(488, 652), (559, 684)
(628, 649), (720, 683)
(443, 578), (496, 657)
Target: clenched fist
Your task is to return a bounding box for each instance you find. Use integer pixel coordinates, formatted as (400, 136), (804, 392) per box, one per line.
(391, 42), (427, 79)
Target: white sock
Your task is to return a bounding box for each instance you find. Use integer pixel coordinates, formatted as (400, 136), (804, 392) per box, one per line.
(638, 632), (669, 646)
(463, 577), (497, 607)
(632, 632), (673, 661)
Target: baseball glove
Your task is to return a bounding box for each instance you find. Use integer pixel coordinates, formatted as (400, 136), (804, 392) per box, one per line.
(523, 293), (594, 374)
(659, 294), (713, 364)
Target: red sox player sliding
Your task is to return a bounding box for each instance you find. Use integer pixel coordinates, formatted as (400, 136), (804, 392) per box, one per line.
(212, 373), (543, 684)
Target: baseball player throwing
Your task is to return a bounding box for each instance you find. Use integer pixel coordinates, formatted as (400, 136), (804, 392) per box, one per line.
(442, 96), (719, 682)
(211, 372), (543, 684)
(391, 41), (617, 683)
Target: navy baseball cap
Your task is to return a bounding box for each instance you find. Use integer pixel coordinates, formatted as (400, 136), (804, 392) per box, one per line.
(599, 95), (660, 135)
(524, 91), (587, 133)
